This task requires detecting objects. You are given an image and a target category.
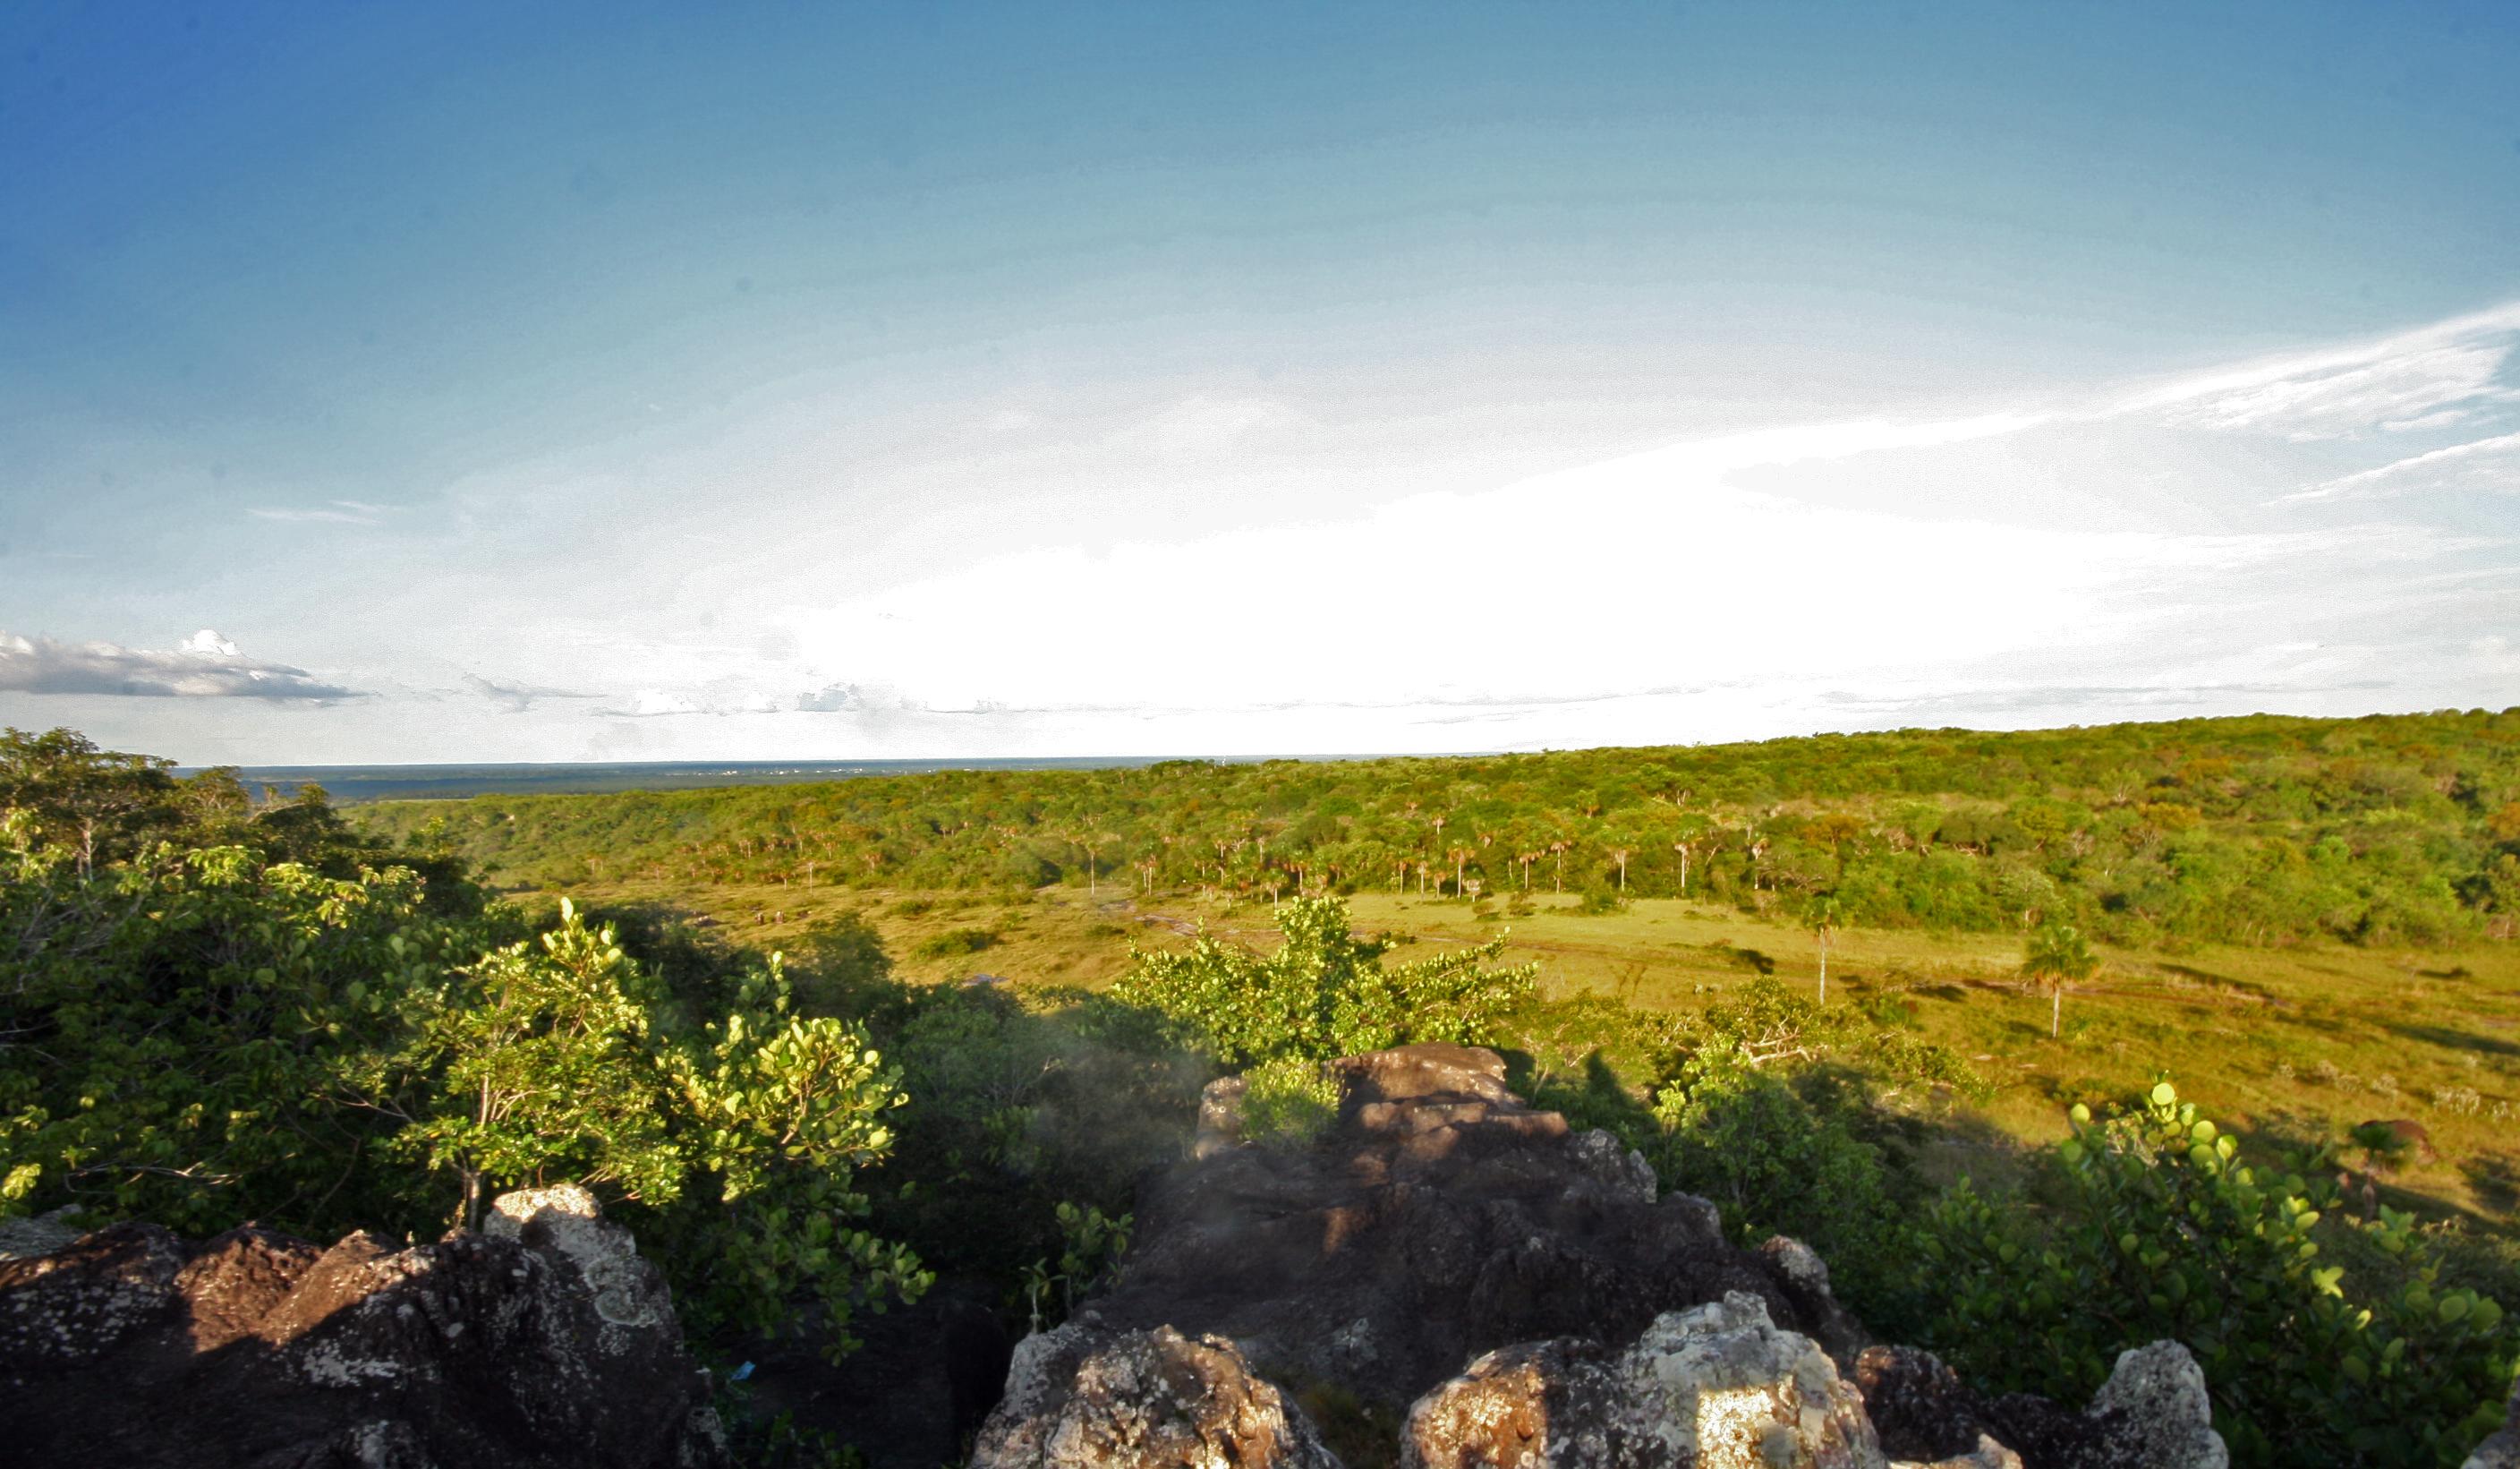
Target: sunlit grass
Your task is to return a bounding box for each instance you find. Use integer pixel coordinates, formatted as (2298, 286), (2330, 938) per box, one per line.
(522, 875), (2520, 1227)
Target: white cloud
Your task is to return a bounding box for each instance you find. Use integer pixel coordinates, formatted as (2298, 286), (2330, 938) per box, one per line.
(2279, 431), (2520, 503)
(2114, 303), (2520, 440)
(0, 630), (361, 700)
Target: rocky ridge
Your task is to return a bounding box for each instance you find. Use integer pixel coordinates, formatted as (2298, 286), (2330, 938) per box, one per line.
(0, 1183), (728, 1469)
(973, 1044), (2233, 1469)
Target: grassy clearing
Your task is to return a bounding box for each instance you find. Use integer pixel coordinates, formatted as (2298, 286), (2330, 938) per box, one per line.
(520, 875), (2520, 1229)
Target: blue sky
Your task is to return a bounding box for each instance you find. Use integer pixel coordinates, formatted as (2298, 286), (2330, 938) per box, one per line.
(4, 1), (2517, 763)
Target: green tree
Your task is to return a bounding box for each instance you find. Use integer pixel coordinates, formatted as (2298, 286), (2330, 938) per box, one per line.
(395, 901), (685, 1230)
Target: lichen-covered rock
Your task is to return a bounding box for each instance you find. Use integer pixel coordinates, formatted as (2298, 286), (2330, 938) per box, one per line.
(484, 1182), (670, 1353)
(1856, 1339), (2225, 1469)
(2065, 1342), (2226, 1469)
(1193, 1075), (1249, 1160)
(0, 1206), (92, 1263)
(0, 1191), (728, 1469)
(971, 1320), (1341, 1468)
(1854, 1345), (1989, 1463)
(2466, 1376), (2520, 1469)
(1566, 1129), (1659, 1207)
(1402, 1291), (1885, 1469)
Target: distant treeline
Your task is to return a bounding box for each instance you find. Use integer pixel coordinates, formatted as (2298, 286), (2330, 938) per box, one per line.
(354, 711), (2520, 949)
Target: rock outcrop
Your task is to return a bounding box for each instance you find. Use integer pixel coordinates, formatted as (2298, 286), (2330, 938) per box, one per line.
(1401, 1291), (1883, 1469)
(971, 1320), (1340, 1469)
(1854, 1342), (2226, 1469)
(0, 1188), (728, 1469)
(981, 1044), (2233, 1469)
(1078, 1044), (1861, 1409)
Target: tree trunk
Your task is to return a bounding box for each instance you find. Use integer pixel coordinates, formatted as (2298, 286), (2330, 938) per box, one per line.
(2051, 982), (2062, 1040)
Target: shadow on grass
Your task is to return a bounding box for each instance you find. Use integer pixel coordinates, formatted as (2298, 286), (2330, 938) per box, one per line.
(1503, 1046), (1664, 1142)
(2382, 1022), (2520, 1058)
(2154, 961), (2285, 1005)
(2462, 1152), (2520, 1217)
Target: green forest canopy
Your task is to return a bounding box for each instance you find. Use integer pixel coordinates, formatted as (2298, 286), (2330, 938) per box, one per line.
(356, 710), (2520, 949)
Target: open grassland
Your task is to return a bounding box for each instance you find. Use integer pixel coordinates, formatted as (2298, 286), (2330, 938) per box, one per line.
(521, 873), (2520, 1230)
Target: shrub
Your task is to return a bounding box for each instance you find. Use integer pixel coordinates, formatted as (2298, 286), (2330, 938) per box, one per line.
(1114, 895), (1537, 1066)
(1648, 1046), (1901, 1279)
(1899, 1081), (2516, 1467)
(911, 927), (996, 960)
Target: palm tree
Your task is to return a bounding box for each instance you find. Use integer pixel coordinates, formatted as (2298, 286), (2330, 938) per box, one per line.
(2023, 921), (2096, 1040)
(1448, 845), (1471, 897)
(1807, 897), (1840, 1004)
(1609, 845), (1632, 893)
(1548, 839), (1570, 893)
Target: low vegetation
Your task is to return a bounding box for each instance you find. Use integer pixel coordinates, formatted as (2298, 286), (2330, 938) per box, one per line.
(9, 720), (2520, 1464)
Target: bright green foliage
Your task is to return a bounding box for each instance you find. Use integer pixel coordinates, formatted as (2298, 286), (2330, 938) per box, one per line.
(2, 736), (929, 1364)
(1, 807), (482, 1233)
(396, 901), (685, 1228)
(1114, 895), (1537, 1065)
(663, 973), (932, 1353)
(385, 900), (931, 1354)
(1239, 1055), (1342, 1149)
(1903, 1081), (2517, 1467)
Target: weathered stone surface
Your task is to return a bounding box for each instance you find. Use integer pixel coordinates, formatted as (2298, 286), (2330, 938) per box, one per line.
(2074, 1343), (2225, 1469)
(0, 1206), (92, 1263)
(1891, 1436), (2022, 1469)
(0, 1191), (728, 1469)
(1086, 1044), (1849, 1411)
(2465, 1376), (2520, 1469)
(1193, 1075), (1249, 1160)
(1854, 1346), (1988, 1463)
(484, 1182), (668, 1353)
(971, 1320), (1341, 1469)
(1401, 1291), (1885, 1469)
(1855, 1339), (2226, 1469)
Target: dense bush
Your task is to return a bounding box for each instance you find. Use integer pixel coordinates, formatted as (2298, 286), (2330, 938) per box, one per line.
(1113, 894), (1537, 1065)
(0, 734), (929, 1362)
(1893, 1081), (2516, 1466)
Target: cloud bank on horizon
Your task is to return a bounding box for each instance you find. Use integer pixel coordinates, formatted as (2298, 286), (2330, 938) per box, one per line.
(0, 631), (361, 702)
